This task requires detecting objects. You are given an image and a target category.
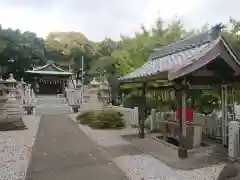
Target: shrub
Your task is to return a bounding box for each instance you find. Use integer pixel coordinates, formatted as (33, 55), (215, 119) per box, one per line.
(76, 111), (96, 125)
(195, 92), (220, 115)
(164, 112), (173, 121)
(122, 93), (144, 109)
(89, 109), (125, 129)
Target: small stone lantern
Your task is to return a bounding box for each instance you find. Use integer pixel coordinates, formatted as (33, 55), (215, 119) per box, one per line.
(0, 77), (8, 122)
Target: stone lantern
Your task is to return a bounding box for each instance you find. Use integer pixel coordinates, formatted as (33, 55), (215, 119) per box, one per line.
(99, 80), (110, 105)
(0, 77), (8, 122)
(89, 77), (101, 99)
(5, 73), (23, 120)
(19, 78), (26, 88)
(90, 77), (101, 88)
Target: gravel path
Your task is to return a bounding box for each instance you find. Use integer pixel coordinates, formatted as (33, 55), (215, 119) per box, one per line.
(0, 115), (40, 180)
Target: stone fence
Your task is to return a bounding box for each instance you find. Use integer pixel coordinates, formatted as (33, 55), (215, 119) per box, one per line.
(22, 84), (36, 106)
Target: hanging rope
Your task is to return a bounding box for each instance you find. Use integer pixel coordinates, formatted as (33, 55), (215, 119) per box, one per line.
(39, 79), (63, 84)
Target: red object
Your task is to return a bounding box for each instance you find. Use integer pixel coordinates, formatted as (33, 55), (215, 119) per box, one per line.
(176, 108), (194, 122)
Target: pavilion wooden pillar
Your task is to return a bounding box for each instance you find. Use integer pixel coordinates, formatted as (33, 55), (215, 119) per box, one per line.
(175, 79), (188, 158)
(139, 82), (147, 139)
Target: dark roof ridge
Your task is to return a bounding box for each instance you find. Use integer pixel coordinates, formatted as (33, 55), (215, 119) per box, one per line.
(150, 23), (223, 61)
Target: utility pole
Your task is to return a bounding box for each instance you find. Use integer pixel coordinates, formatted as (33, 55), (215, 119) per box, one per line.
(81, 56), (84, 103)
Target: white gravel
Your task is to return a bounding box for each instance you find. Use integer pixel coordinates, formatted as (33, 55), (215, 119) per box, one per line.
(69, 113), (225, 180)
(113, 154), (225, 180)
(0, 115), (40, 180)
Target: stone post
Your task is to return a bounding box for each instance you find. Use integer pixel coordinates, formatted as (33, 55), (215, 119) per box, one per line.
(133, 107), (139, 126)
(0, 78), (8, 122)
(228, 121), (239, 159)
(31, 89), (35, 104)
(19, 78), (26, 104)
(150, 109), (156, 132)
(156, 112), (161, 129)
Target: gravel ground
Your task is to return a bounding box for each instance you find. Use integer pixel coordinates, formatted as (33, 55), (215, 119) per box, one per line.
(0, 115), (40, 180)
(69, 114), (225, 180)
(113, 154), (225, 180)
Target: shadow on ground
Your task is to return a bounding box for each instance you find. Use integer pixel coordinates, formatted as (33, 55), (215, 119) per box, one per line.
(122, 134), (230, 170)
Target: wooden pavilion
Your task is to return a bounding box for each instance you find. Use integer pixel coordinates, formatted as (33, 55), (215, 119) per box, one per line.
(119, 24), (240, 158)
(25, 60), (73, 94)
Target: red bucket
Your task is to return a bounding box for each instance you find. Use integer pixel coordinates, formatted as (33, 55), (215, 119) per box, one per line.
(176, 108), (194, 122)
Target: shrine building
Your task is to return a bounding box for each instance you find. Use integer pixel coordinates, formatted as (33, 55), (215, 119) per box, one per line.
(25, 60), (73, 94)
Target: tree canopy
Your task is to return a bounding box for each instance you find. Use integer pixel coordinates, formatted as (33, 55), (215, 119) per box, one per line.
(0, 17), (240, 82)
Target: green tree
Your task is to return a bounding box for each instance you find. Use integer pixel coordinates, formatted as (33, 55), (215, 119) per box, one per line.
(44, 32), (97, 83)
(0, 26), (45, 78)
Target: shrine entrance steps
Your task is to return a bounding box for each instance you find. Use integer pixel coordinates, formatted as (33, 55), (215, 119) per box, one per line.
(35, 96), (71, 115)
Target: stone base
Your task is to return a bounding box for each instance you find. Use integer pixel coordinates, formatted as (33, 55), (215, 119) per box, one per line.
(177, 147), (188, 159)
(0, 117), (26, 131)
(22, 105), (36, 115)
(70, 105), (80, 113)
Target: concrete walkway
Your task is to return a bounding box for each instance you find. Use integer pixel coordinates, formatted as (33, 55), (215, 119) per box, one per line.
(25, 114), (128, 180)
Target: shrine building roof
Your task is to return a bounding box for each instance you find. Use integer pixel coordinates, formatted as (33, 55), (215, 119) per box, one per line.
(25, 60), (73, 76)
(119, 24), (240, 83)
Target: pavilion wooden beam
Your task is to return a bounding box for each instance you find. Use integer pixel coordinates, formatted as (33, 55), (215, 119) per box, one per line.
(189, 85), (218, 90)
(192, 69), (218, 77)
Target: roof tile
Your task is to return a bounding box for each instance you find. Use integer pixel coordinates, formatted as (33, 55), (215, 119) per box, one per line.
(119, 24), (223, 82)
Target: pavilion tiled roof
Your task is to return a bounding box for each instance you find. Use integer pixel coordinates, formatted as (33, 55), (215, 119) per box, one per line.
(119, 24), (234, 83)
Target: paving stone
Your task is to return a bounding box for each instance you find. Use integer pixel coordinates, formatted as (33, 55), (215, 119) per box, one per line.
(105, 144), (143, 158)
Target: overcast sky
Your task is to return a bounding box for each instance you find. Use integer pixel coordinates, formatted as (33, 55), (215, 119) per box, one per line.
(0, 0), (239, 41)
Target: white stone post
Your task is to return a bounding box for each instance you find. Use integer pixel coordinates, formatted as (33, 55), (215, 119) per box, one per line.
(158, 112), (163, 129)
(31, 89), (35, 104)
(150, 109), (156, 131)
(133, 106), (139, 126)
(68, 90), (75, 105)
(0, 78), (8, 122)
(228, 121), (239, 159)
